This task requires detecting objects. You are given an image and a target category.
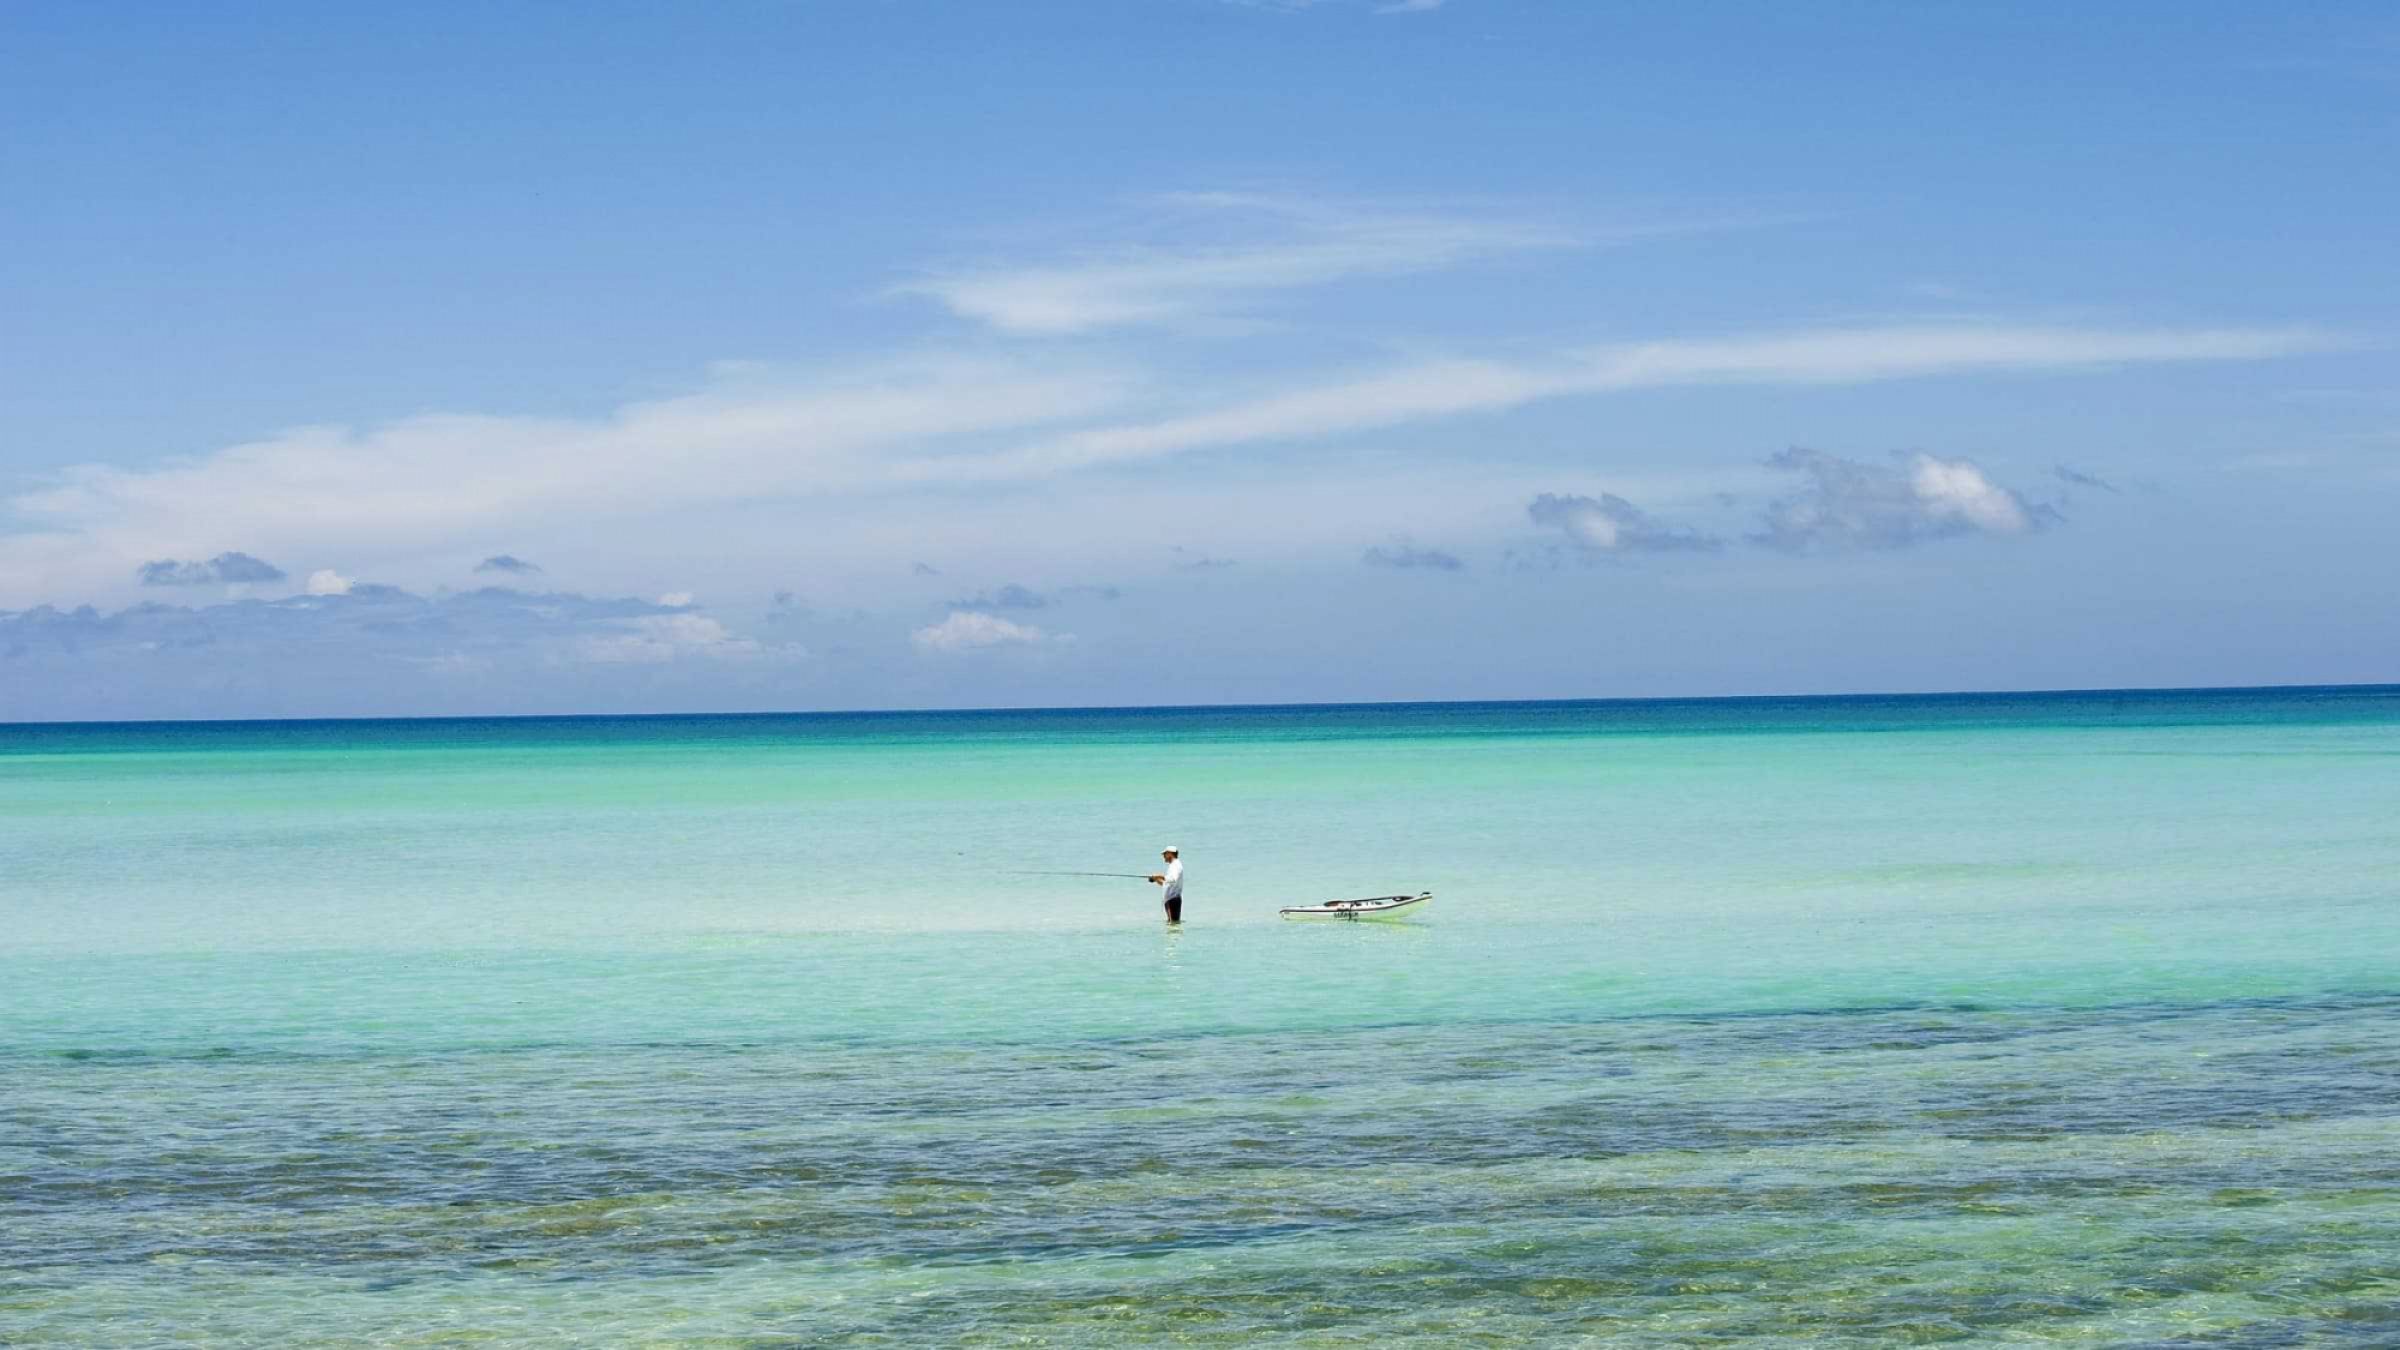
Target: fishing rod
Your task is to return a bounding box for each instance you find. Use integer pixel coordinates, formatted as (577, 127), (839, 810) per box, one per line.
(1005, 870), (1154, 879)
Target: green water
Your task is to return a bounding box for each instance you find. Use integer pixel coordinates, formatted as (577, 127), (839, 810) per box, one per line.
(5, 690), (2399, 1343)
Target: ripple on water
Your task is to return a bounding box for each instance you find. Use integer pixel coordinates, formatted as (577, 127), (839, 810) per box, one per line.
(5, 996), (2400, 1342)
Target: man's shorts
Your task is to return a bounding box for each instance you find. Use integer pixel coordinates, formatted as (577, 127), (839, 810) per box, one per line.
(1164, 894), (1182, 923)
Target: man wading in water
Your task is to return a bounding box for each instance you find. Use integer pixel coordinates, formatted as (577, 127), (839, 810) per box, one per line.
(1147, 846), (1184, 924)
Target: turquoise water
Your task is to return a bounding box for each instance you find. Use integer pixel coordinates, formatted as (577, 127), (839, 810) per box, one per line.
(5, 688), (2400, 1344)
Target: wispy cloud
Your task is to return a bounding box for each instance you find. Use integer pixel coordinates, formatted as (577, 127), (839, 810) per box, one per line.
(972, 324), (2327, 481)
(476, 553), (543, 575)
(952, 583), (1048, 610)
(0, 175), (2326, 623)
(893, 194), (1575, 335)
(1527, 492), (1719, 554)
(0, 322), (2316, 609)
(0, 585), (798, 719)
(0, 355), (1131, 605)
(1362, 539), (1466, 570)
(136, 551), (285, 586)
(950, 582), (1122, 610)
(580, 612), (771, 664)
(912, 610), (1049, 653)
(2055, 463), (2117, 493)
(1172, 548), (1238, 571)
(1752, 449), (2050, 553)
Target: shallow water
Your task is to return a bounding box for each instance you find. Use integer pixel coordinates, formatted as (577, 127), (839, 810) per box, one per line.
(5, 689), (2400, 1343)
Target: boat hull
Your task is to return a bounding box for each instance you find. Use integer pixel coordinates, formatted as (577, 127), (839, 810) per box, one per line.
(1278, 892), (1433, 921)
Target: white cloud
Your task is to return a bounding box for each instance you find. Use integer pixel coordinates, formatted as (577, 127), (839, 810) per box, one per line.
(304, 569), (353, 596)
(893, 195), (1574, 335)
(969, 324), (2325, 481)
(0, 586), (804, 720)
(1, 322), (2315, 610)
(578, 612), (774, 664)
(1527, 493), (1719, 553)
(1753, 449), (2047, 552)
(0, 178), (2325, 622)
(911, 610), (1049, 653)
(1910, 455), (2030, 534)
(0, 356), (1131, 606)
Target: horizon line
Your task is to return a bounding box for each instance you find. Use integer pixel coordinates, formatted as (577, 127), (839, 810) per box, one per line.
(4, 679), (2396, 731)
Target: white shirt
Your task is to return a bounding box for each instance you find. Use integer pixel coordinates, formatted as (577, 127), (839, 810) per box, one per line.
(1161, 858), (1183, 901)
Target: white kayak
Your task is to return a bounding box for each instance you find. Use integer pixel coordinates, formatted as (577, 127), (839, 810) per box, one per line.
(1278, 892), (1432, 921)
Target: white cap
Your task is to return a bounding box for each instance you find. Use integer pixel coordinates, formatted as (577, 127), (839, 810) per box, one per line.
(1161, 844), (1179, 854)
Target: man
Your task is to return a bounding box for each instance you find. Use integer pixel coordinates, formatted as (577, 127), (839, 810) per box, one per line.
(1147, 846), (1184, 924)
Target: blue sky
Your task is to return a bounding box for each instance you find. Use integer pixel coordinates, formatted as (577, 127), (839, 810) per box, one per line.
(3, 1), (2395, 719)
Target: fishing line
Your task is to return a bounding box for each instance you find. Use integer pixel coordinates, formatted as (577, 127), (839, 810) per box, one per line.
(1005, 870), (1154, 879)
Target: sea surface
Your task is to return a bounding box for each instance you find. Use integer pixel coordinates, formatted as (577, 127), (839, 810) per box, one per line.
(5, 688), (2400, 1345)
